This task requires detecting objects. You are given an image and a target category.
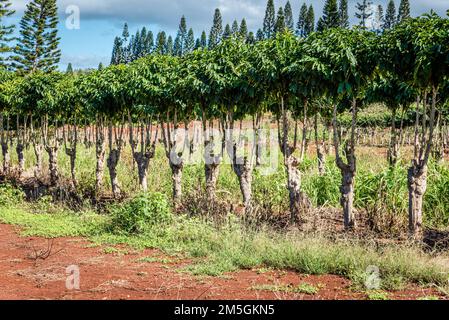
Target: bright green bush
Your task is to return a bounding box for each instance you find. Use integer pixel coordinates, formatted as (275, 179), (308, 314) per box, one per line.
(109, 192), (172, 234)
(0, 183), (25, 206)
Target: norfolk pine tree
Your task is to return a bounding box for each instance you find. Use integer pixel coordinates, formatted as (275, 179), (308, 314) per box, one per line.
(13, 0), (61, 73)
(397, 0), (410, 23)
(339, 0), (349, 28)
(322, 0), (340, 29)
(284, 1), (294, 31)
(208, 8), (223, 48)
(383, 0), (396, 30)
(355, 0), (373, 28)
(263, 0), (276, 39)
(0, 0), (15, 68)
(297, 3), (308, 37)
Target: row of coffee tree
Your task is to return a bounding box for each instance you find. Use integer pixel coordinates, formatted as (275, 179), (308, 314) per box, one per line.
(0, 14), (448, 237)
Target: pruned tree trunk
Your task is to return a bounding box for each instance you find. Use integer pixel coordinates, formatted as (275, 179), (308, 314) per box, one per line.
(106, 121), (124, 199)
(161, 112), (186, 207)
(202, 110), (223, 204)
(95, 121), (106, 196)
(1, 114), (11, 175)
(408, 165), (427, 237)
(278, 95), (310, 223)
(340, 166), (355, 229)
(15, 115), (28, 178)
(205, 162), (220, 201)
(42, 116), (60, 187)
(170, 162), (183, 205)
(388, 107), (399, 166)
(16, 143), (25, 175)
(314, 113), (326, 175)
(129, 114), (158, 192)
(30, 116), (43, 179)
(63, 122), (78, 189)
(33, 143), (43, 178)
(46, 146), (59, 186)
(407, 88), (438, 238)
(107, 148), (121, 197)
(333, 99), (358, 231)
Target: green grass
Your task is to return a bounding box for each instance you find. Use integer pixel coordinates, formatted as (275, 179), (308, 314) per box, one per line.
(367, 290), (390, 300)
(252, 283), (320, 295)
(0, 201), (448, 292)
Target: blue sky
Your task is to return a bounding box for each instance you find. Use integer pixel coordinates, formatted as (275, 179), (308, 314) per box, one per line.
(6, 0), (449, 70)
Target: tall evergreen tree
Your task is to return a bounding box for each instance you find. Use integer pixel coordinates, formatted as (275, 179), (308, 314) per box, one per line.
(120, 23), (130, 63)
(231, 20), (239, 36)
(0, 0), (15, 68)
(137, 27), (147, 58)
(223, 24), (232, 40)
(177, 15), (187, 55)
(110, 37), (123, 65)
(256, 28), (264, 41)
(208, 8), (223, 49)
(239, 19), (248, 41)
(284, 1), (294, 31)
(297, 3), (308, 36)
(122, 23), (129, 42)
(397, 0), (410, 23)
(13, 0), (61, 73)
(339, 0), (349, 28)
(275, 7), (285, 34)
(166, 35), (174, 56)
(304, 5), (315, 36)
(98, 62), (104, 70)
(316, 17), (325, 32)
(156, 31), (167, 55)
(383, 0), (396, 30)
(200, 31), (207, 48)
(185, 28), (195, 53)
(375, 5), (384, 31)
(66, 63), (73, 74)
(194, 38), (201, 50)
(145, 31), (154, 54)
(355, 0), (373, 28)
(247, 31), (255, 44)
(322, 0), (340, 29)
(173, 35), (182, 56)
(263, 0), (276, 39)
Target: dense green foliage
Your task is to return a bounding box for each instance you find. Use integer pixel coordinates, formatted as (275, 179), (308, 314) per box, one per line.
(12, 0), (61, 73)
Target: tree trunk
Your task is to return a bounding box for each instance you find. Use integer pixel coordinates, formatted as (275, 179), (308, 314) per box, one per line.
(170, 163), (183, 206)
(205, 162), (220, 201)
(314, 114), (325, 175)
(66, 148), (77, 188)
(134, 152), (151, 191)
(388, 108), (399, 166)
(236, 162), (253, 209)
(33, 143), (43, 178)
(407, 164), (427, 237)
(285, 154), (309, 223)
(333, 99), (358, 231)
(1, 142), (10, 175)
(340, 166), (356, 229)
(95, 139), (106, 195)
(107, 149), (121, 198)
(46, 146), (59, 186)
(16, 143), (25, 176)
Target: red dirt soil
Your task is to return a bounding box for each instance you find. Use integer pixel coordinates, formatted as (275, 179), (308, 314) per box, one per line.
(0, 223), (444, 301)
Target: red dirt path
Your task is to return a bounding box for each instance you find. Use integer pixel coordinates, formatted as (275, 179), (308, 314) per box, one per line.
(0, 223), (444, 300)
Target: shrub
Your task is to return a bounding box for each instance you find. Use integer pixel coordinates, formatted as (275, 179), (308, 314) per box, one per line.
(0, 183), (25, 206)
(109, 192), (172, 234)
